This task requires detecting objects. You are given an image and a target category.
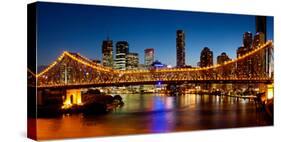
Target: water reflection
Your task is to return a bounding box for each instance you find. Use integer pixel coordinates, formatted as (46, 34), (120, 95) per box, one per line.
(37, 94), (273, 140)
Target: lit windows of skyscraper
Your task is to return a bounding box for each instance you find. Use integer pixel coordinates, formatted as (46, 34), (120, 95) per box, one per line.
(253, 32), (266, 75)
(200, 47), (213, 67)
(236, 46), (248, 77)
(101, 38), (113, 68)
(253, 32), (265, 48)
(217, 52), (232, 78)
(115, 41), (129, 70)
(241, 32), (254, 77)
(126, 52), (139, 70)
(176, 30), (186, 67)
(144, 48), (154, 68)
(199, 47), (213, 90)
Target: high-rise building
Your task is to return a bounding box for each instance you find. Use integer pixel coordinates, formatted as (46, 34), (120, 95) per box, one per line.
(243, 32), (253, 50)
(253, 32), (265, 49)
(256, 16), (271, 76)
(115, 41), (129, 70)
(217, 52), (232, 78)
(253, 32), (265, 48)
(256, 16), (267, 41)
(236, 46), (247, 58)
(236, 46), (248, 77)
(101, 38), (113, 68)
(217, 52), (230, 64)
(242, 32), (255, 77)
(144, 48), (154, 68)
(176, 30), (185, 67)
(253, 32), (266, 75)
(200, 47), (213, 67)
(126, 52), (139, 70)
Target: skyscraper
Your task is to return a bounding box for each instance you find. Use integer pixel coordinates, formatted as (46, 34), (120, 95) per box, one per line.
(253, 32), (266, 75)
(217, 52), (232, 77)
(126, 52), (139, 70)
(115, 41), (129, 70)
(217, 52), (230, 64)
(236, 46), (248, 77)
(101, 38), (114, 68)
(200, 47), (213, 67)
(144, 48), (154, 68)
(253, 32), (265, 48)
(243, 32), (253, 50)
(256, 16), (271, 76)
(236, 46), (247, 57)
(256, 16), (267, 41)
(242, 32), (254, 77)
(176, 30), (185, 67)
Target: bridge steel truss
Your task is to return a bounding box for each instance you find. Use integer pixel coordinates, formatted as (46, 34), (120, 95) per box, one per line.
(35, 41), (273, 89)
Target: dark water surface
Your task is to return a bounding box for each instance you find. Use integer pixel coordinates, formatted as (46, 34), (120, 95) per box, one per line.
(37, 94), (273, 140)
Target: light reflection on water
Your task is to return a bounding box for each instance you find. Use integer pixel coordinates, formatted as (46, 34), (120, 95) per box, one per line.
(37, 94), (272, 140)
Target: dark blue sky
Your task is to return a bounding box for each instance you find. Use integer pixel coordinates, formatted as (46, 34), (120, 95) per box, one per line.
(37, 2), (273, 66)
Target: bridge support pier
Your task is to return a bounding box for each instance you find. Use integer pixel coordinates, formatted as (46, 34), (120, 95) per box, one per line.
(63, 89), (82, 108)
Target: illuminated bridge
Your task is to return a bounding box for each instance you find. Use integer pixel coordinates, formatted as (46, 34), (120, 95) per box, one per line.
(32, 41), (273, 89)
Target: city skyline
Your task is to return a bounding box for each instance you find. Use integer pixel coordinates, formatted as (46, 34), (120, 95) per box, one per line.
(37, 2), (273, 67)
(28, 2), (274, 140)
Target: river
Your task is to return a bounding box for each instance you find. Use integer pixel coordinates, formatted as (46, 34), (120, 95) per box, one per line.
(36, 94), (273, 140)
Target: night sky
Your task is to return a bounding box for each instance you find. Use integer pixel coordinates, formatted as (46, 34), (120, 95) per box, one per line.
(37, 2), (273, 67)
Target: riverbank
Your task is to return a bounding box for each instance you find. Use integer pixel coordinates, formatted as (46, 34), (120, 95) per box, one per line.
(37, 94), (124, 117)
